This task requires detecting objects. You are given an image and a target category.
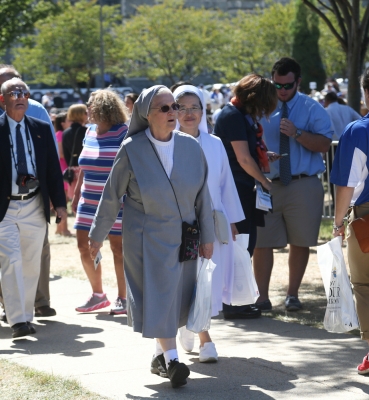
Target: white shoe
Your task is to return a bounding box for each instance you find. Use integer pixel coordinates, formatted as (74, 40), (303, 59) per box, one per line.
(199, 342), (218, 363)
(178, 326), (195, 352)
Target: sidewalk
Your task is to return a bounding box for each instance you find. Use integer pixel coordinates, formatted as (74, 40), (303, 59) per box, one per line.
(0, 276), (368, 400)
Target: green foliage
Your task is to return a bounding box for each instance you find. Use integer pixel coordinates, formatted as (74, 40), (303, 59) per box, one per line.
(12, 0), (121, 98)
(220, 1), (295, 81)
(113, 0), (228, 84)
(291, 0), (326, 92)
(0, 0), (60, 52)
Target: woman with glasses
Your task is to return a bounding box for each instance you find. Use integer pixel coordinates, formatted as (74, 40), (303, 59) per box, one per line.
(173, 85), (245, 362)
(214, 74), (278, 318)
(72, 89), (128, 315)
(88, 85), (214, 388)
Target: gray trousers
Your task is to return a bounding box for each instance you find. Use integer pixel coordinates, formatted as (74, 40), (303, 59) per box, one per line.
(0, 225), (51, 309)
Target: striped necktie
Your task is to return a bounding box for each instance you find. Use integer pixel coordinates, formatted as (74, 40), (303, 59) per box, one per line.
(279, 102), (292, 185)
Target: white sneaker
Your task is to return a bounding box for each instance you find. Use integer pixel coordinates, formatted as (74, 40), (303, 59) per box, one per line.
(178, 326), (195, 352)
(199, 342), (218, 363)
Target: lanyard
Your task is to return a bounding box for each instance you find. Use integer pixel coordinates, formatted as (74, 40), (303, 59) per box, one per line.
(8, 122), (37, 174)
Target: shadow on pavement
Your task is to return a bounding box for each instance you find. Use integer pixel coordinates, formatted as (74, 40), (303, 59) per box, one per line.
(124, 356), (296, 399)
(0, 320), (104, 357)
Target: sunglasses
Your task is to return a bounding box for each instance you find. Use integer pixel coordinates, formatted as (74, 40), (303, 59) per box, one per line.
(5, 90), (31, 99)
(150, 103), (180, 113)
(273, 81), (296, 90)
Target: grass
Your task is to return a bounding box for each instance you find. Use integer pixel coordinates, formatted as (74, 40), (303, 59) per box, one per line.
(0, 359), (108, 400)
(319, 219), (335, 241)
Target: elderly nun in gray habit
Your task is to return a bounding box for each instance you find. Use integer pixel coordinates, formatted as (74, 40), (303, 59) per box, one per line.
(88, 85), (214, 388)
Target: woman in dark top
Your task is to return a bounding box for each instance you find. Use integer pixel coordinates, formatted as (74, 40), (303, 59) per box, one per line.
(214, 73), (278, 319)
(62, 104), (88, 199)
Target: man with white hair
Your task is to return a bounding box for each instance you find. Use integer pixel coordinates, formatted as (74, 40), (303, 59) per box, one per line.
(0, 65), (58, 323)
(0, 77), (66, 338)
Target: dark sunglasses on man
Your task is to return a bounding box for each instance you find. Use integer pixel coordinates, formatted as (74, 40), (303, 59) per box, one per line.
(273, 81), (296, 90)
(4, 90), (31, 100)
(150, 103), (180, 113)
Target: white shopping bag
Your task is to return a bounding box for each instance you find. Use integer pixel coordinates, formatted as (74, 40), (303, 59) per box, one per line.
(317, 236), (359, 333)
(231, 234), (259, 306)
(187, 258), (216, 333)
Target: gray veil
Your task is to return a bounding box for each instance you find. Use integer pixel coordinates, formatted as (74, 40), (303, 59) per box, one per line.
(126, 85), (167, 139)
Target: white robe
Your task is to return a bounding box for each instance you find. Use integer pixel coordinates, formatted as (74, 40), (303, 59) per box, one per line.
(196, 131), (245, 315)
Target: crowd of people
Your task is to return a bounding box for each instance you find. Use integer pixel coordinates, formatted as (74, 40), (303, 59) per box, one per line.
(0, 57), (369, 388)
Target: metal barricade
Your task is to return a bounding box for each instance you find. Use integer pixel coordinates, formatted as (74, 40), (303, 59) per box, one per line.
(321, 141), (339, 219)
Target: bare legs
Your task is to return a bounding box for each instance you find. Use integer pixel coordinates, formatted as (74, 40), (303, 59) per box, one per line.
(253, 245), (310, 301)
(76, 229), (125, 296)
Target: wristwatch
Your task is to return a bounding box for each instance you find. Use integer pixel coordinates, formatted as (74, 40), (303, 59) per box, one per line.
(295, 129), (302, 139)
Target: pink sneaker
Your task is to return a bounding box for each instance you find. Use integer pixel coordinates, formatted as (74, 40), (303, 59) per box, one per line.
(357, 353), (369, 375)
(75, 294), (110, 312)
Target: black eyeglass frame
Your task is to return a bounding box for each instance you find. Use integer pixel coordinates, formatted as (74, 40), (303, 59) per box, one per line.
(273, 81), (297, 90)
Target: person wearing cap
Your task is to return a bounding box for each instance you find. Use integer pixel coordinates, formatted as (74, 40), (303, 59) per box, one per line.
(88, 85), (214, 388)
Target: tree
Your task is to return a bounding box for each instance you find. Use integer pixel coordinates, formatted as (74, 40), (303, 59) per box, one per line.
(221, 1), (295, 82)
(12, 0), (121, 100)
(302, 0), (369, 111)
(0, 0), (60, 53)
(291, 0), (326, 92)
(112, 0), (228, 84)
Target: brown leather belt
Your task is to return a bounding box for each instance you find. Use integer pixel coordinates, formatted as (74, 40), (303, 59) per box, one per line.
(271, 174), (316, 182)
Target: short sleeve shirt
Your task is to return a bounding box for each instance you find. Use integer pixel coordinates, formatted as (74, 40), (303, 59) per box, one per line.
(331, 114), (369, 206)
(214, 104), (257, 187)
(260, 92), (333, 179)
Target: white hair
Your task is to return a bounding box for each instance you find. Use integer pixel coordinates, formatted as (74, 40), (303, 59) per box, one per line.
(1, 78), (29, 95)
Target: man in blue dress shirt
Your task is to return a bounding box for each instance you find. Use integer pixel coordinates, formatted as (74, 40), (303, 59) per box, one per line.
(253, 58), (333, 312)
(0, 64), (59, 321)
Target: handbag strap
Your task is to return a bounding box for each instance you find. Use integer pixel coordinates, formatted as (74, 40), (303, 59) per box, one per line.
(68, 126), (83, 168)
(147, 136), (184, 222)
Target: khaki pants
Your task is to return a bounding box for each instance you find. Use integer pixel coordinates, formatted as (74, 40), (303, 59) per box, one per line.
(347, 203), (369, 340)
(0, 195), (46, 326)
(0, 226), (50, 309)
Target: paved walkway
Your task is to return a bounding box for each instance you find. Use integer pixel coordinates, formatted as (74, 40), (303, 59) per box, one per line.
(0, 276), (368, 399)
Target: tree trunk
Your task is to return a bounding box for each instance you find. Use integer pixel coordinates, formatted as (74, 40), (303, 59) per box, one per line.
(346, 40), (363, 113)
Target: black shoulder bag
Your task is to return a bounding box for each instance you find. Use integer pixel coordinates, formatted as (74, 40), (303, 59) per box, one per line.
(63, 126), (81, 184)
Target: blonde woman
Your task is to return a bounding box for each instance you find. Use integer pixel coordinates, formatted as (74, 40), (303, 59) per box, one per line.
(72, 90), (128, 314)
(62, 104), (88, 199)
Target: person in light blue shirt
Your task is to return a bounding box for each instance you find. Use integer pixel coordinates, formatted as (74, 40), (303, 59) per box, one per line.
(253, 57), (333, 313)
(0, 64), (59, 322)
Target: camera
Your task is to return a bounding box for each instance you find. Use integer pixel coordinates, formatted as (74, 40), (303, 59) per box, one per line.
(16, 174), (39, 190)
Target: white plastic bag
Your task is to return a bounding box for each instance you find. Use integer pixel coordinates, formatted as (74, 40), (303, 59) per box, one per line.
(186, 258), (216, 333)
(317, 236), (359, 333)
(230, 234), (259, 306)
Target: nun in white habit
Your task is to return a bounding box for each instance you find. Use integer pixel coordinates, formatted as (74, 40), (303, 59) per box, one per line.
(173, 85), (245, 362)
(88, 85), (214, 388)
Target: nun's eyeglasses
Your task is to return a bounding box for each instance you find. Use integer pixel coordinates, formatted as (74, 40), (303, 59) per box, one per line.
(178, 106), (202, 114)
(150, 103), (180, 113)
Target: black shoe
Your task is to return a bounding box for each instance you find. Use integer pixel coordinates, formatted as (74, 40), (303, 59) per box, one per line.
(285, 295), (302, 311)
(223, 305), (261, 319)
(1, 310), (7, 324)
(35, 305), (56, 317)
(255, 299), (273, 311)
(167, 359), (190, 388)
(151, 354), (168, 378)
(27, 321), (36, 334)
(12, 322), (31, 338)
